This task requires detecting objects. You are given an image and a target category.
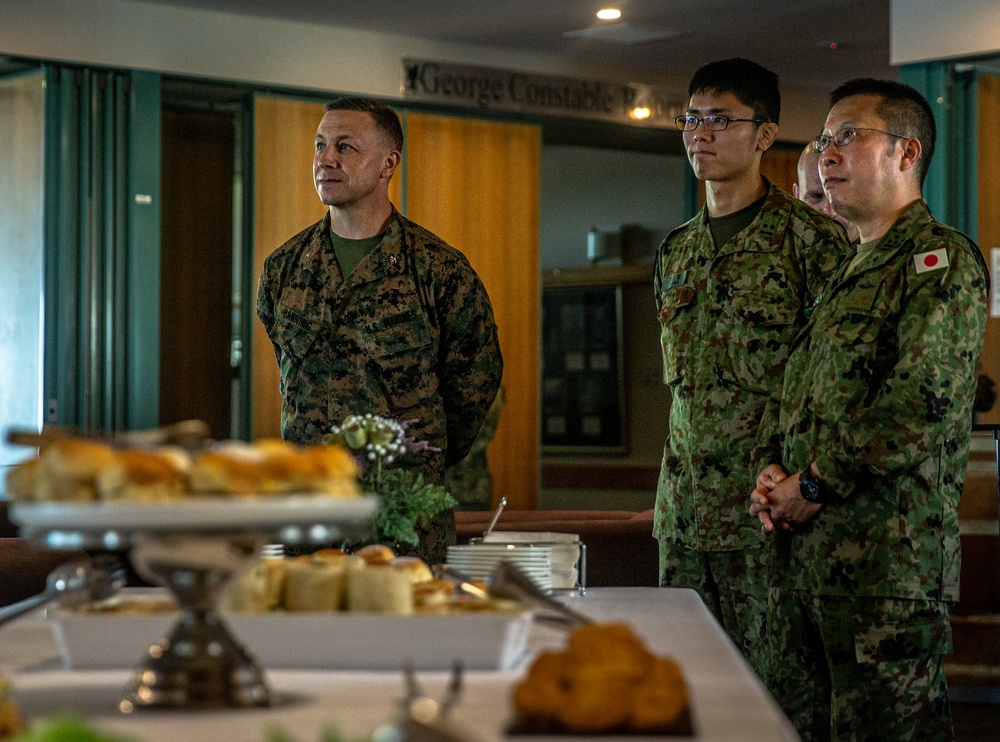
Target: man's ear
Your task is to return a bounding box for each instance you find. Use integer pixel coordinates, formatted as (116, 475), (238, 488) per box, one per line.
(757, 121), (779, 152)
(382, 150), (401, 179)
(792, 182), (801, 199)
(898, 137), (922, 175)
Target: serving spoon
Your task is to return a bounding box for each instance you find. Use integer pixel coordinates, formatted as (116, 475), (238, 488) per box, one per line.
(482, 496), (507, 539)
(0, 557), (126, 628)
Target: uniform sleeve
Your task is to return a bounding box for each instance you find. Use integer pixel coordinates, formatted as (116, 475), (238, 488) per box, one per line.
(799, 215), (851, 306)
(814, 241), (988, 497)
(437, 262), (504, 466)
(751, 214), (849, 476)
(255, 259), (281, 366)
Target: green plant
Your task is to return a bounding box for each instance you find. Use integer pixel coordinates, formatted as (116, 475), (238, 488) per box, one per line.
(324, 414), (455, 550)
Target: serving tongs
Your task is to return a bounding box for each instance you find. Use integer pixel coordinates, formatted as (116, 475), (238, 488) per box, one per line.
(5, 419), (212, 451)
(389, 661), (473, 742)
(434, 562), (591, 628)
(0, 556), (125, 628)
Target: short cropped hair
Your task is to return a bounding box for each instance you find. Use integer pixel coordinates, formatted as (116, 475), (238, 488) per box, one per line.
(688, 58), (780, 125)
(325, 97), (404, 152)
(829, 78), (935, 187)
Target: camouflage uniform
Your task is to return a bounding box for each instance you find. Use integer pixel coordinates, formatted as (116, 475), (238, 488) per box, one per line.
(654, 180), (849, 676)
(446, 385), (505, 511)
(755, 200), (989, 740)
(257, 208), (503, 562)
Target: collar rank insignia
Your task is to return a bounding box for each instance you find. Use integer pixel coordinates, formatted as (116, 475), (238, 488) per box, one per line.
(913, 248), (948, 274)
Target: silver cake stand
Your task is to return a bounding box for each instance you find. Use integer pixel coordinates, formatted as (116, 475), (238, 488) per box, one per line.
(10, 496), (378, 712)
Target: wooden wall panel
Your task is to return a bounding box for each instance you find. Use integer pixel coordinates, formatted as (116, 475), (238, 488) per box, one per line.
(252, 97), (327, 439)
(761, 145), (802, 194)
(977, 75), (1000, 423)
(403, 113), (541, 510)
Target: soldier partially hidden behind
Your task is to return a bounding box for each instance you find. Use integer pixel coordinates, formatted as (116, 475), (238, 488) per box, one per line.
(653, 57), (850, 679)
(751, 79), (989, 740)
(257, 97), (503, 564)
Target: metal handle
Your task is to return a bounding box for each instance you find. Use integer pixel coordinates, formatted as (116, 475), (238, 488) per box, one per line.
(483, 496), (507, 538)
(0, 589), (55, 627)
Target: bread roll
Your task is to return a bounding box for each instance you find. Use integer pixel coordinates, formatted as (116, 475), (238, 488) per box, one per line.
(284, 557), (347, 611)
(300, 445), (359, 496)
(346, 563), (414, 614)
(227, 559), (288, 613)
(354, 544), (395, 565)
(190, 445), (266, 494)
(4, 458), (39, 501)
(311, 548), (348, 562)
(36, 439), (118, 501)
(389, 556), (433, 584)
(413, 578), (455, 613)
(96, 449), (188, 502)
(251, 441), (359, 497)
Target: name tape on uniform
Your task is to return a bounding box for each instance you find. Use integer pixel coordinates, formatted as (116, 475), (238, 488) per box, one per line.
(913, 248), (949, 274)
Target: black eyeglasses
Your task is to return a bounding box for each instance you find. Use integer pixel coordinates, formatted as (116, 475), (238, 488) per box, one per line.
(811, 127), (908, 153)
(674, 114), (764, 132)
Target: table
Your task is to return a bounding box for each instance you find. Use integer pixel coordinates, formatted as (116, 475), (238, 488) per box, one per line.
(0, 588), (798, 741)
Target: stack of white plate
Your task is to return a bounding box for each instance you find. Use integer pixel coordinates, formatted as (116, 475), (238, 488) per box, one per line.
(446, 543), (553, 593)
(482, 532), (582, 591)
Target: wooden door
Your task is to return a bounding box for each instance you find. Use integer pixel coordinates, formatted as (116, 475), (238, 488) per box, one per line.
(403, 113), (541, 510)
(160, 108), (235, 439)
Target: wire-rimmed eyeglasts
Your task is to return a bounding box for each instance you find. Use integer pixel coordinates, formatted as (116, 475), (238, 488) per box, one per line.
(673, 114), (764, 132)
(811, 127), (908, 153)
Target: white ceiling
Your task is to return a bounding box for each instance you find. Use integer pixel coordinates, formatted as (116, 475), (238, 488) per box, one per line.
(136, 0), (895, 91)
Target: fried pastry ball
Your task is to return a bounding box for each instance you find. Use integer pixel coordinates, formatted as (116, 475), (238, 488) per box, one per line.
(511, 651), (571, 722)
(511, 623), (690, 734)
(630, 656), (690, 733)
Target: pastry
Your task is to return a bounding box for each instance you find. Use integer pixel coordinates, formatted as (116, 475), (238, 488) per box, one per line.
(96, 448), (189, 502)
(227, 559), (289, 612)
(511, 623), (691, 735)
(284, 555), (350, 611)
(346, 562), (414, 614)
(35, 439), (118, 502)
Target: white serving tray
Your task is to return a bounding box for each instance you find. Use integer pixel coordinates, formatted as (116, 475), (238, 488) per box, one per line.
(11, 495), (378, 532)
(49, 593), (532, 672)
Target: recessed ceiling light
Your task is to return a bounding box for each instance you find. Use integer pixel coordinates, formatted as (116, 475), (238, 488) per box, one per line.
(597, 8), (622, 21)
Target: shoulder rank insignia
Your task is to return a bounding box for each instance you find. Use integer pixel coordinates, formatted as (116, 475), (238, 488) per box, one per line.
(913, 249), (948, 274)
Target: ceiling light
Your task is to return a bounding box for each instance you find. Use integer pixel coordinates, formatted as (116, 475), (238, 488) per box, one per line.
(597, 8), (622, 21)
(630, 106), (652, 120)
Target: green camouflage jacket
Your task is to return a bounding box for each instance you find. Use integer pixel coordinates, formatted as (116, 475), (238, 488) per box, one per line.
(257, 208), (503, 485)
(756, 200), (988, 600)
(654, 181), (850, 551)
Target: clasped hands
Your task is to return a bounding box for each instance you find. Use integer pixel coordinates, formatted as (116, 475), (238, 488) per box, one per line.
(748, 463), (824, 534)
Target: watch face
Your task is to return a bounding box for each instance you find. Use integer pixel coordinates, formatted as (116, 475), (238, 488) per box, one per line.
(799, 473), (825, 504)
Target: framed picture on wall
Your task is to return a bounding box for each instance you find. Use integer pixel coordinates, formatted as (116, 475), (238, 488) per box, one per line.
(541, 285), (626, 454)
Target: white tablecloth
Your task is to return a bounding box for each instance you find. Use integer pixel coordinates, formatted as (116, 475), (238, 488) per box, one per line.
(0, 587), (798, 741)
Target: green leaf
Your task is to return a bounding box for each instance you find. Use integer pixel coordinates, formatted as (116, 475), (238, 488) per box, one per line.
(363, 469), (456, 549)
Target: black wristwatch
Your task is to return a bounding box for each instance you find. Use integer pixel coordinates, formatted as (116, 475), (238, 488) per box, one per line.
(799, 466), (828, 504)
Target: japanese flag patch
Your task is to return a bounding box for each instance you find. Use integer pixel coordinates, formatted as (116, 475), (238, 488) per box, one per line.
(913, 248), (949, 274)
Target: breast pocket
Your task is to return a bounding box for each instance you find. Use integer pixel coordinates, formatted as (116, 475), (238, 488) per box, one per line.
(363, 317), (438, 410)
(272, 305), (324, 400)
(658, 286), (695, 385)
(721, 292), (798, 394)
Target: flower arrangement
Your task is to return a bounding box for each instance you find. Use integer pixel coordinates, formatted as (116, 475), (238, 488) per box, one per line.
(323, 414), (455, 552)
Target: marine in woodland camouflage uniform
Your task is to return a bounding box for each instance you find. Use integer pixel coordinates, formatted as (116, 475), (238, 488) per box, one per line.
(750, 79), (989, 741)
(655, 58), (850, 679)
(446, 385), (505, 511)
(257, 98), (503, 564)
